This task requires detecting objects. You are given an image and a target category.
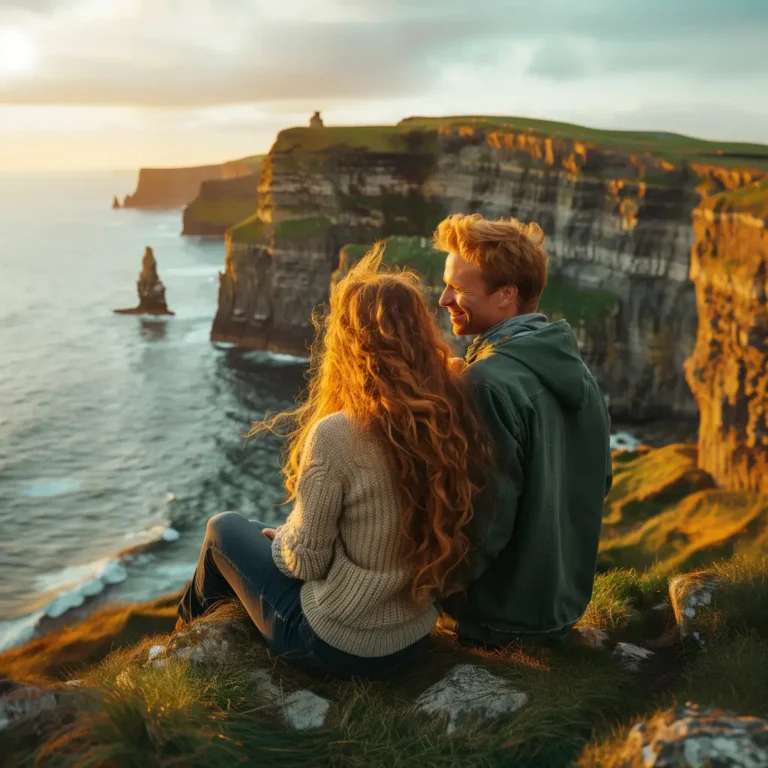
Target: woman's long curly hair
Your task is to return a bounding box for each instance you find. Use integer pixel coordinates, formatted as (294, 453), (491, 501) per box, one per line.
(249, 244), (493, 601)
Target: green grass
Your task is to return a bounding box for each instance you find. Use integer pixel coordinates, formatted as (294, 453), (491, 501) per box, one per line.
(335, 237), (444, 286)
(577, 568), (668, 634)
(600, 446), (768, 574)
(600, 490), (768, 573)
(602, 445), (714, 530)
(538, 273), (620, 325)
(274, 215), (332, 241)
(185, 199), (259, 227)
(7, 613), (644, 768)
(703, 179), (768, 218)
(399, 115), (768, 172)
(272, 126), (440, 157)
(228, 212), (269, 246)
(4, 557), (768, 766)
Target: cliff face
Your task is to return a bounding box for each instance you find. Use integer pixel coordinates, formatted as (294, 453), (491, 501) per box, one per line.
(210, 118), (768, 419)
(685, 183), (768, 493)
(182, 156), (265, 235)
(123, 157), (261, 210)
(182, 173), (260, 236)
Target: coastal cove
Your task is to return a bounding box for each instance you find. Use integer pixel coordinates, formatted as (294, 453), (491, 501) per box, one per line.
(0, 174), (306, 650)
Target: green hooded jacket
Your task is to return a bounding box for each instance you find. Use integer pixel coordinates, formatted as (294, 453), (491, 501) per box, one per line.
(442, 319), (612, 645)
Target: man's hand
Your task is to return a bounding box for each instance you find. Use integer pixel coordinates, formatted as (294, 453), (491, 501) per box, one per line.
(262, 527), (277, 540)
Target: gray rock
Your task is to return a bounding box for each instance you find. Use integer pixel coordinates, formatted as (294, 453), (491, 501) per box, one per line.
(165, 617), (251, 666)
(618, 703), (768, 767)
(0, 681), (60, 732)
(670, 573), (717, 647)
(415, 664), (528, 734)
(571, 626), (610, 649)
(0, 679), (80, 744)
(251, 670), (331, 730)
(613, 642), (655, 673)
(283, 690), (332, 730)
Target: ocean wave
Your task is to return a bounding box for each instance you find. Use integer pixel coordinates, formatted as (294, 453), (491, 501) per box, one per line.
(241, 349), (310, 365)
(610, 431), (641, 451)
(0, 523), (182, 653)
(21, 478), (83, 498)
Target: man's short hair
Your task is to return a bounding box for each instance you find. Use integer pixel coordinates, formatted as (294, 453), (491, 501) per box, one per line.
(433, 214), (549, 313)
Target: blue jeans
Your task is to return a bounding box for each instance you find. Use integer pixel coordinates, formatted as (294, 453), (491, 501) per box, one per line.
(178, 511), (428, 679)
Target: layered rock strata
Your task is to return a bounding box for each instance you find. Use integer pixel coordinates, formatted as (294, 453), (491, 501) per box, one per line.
(211, 118), (768, 419)
(685, 185), (768, 493)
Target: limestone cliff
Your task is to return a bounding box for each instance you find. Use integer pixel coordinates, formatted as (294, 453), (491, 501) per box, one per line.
(685, 181), (768, 493)
(210, 117), (768, 419)
(122, 157), (260, 210)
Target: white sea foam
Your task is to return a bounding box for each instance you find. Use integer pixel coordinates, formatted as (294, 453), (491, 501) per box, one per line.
(239, 349), (310, 365)
(0, 524), (182, 652)
(610, 431), (641, 451)
(21, 478), (82, 498)
(0, 611), (45, 653)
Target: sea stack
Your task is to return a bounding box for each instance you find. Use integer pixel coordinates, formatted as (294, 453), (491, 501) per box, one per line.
(114, 246), (175, 316)
(112, 195), (121, 209)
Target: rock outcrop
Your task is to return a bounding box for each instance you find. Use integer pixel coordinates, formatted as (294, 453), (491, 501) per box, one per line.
(685, 183), (768, 493)
(111, 195), (120, 209)
(617, 703), (768, 768)
(309, 111), (324, 128)
(415, 664), (528, 734)
(210, 117), (768, 419)
(123, 157), (260, 210)
(114, 246), (175, 316)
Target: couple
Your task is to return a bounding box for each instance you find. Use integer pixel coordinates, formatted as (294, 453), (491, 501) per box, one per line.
(177, 213), (613, 678)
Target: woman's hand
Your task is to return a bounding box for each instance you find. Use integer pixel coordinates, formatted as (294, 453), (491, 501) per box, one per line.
(261, 527), (277, 540)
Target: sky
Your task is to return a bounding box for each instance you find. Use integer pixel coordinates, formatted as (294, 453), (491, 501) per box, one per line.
(0, 0), (766, 172)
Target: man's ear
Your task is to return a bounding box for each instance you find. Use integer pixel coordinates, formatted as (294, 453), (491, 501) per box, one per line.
(499, 284), (518, 310)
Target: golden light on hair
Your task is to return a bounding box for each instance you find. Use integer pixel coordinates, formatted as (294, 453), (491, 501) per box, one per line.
(249, 243), (492, 600)
(433, 213), (549, 313)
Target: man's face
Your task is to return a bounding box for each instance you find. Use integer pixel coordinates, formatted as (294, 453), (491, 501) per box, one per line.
(439, 252), (514, 336)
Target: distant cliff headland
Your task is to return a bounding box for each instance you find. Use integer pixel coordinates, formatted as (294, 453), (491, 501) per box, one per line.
(120, 156), (264, 211)
(119, 114), (768, 494)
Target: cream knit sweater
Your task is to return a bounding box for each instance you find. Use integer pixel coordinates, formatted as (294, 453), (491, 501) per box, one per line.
(271, 412), (438, 657)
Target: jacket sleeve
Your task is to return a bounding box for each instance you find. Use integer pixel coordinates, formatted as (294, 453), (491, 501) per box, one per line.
(463, 382), (526, 583)
(603, 400), (613, 497)
(271, 424), (344, 581)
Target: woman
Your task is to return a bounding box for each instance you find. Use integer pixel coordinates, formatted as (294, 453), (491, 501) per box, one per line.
(177, 246), (492, 678)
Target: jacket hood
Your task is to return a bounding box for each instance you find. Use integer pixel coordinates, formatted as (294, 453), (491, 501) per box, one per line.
(490, 320), (590, 410)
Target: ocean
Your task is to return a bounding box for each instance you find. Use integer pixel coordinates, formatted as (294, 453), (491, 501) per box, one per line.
(0, 173), (307, 651)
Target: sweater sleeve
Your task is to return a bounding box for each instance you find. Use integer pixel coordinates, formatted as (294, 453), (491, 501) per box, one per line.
(271, 422), (345, 581)
(462, 382), (525, 583)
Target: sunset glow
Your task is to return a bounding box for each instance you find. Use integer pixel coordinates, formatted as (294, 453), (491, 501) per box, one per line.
(0, 29), (38, 78)
(0, 1), (766, 172)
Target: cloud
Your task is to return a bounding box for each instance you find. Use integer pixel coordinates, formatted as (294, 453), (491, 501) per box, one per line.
(0, 0), (765, 151)
(526, 38), (596, 81)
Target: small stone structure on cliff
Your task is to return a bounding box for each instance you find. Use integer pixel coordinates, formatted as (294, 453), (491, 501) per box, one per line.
(114, 246), (174, 316)
(309, 111), (324, 128)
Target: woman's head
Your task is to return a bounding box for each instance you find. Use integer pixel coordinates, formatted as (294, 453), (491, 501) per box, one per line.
(251, 244), (492, 600)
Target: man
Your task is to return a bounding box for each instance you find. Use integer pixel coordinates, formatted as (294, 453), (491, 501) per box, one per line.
(434, 213), (612, 646)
